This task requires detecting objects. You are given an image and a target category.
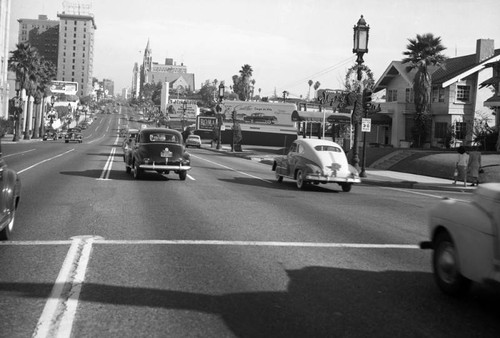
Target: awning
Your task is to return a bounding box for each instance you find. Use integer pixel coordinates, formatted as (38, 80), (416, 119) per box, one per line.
(484, 95), (500, 107)
(368, 112), (392, 125)
(291, 110), (351, 123)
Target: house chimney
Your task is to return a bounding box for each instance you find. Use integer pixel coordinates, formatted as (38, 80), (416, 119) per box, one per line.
(476, 39), (494, 63)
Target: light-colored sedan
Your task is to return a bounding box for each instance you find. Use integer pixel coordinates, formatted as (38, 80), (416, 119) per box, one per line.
(185, 135), (202, 148)
(272, 138), (361, 191)
(420, 183), (500, 296)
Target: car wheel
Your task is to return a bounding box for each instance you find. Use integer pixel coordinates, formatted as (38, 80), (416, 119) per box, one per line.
(0, 209), (15, 241)
(433, 231), (471, 296)
(133, 162), (142, 179)
(179, 171), (187, 181)
(296, 170), (307, 189)
(65, 140), (69, 143)
(276, 172), (283, 182)
(341, 183), (352, 192)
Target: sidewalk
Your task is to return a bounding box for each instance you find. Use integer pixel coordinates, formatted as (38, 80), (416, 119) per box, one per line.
(206, 144), (477, 193)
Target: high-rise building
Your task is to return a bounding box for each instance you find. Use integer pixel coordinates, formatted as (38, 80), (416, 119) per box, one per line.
(17, 15), (59, 70)
(102, 78), (114, 97)
(0, 0), (11, 119)
(57, 3), (96, 96)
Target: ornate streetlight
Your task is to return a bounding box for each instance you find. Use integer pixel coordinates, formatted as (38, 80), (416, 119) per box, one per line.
(216, 83), (225, 150)
(351, 15), (369, 173)
(12, 80), (21, 142)
(181, 100), (187, 131)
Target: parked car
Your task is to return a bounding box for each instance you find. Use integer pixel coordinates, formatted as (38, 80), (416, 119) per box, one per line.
(43, 129), (58, 141)
(125, 128), (191, 180)
(244, 113), (277, 124)
(272, 138), (361, 191)
(420, 183), (500, 296)
(185, 135), (202, 148)
(65, 128), (83, 143)
(0, 139), (21, 240)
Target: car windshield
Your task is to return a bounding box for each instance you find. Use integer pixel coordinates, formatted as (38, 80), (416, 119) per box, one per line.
(314, 145), (342, 152)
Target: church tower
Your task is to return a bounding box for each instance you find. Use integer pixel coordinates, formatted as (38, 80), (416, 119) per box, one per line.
(142, 39), (153, 85)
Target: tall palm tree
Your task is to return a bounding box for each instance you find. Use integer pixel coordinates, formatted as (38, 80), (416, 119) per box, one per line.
(307, 80), (313, 100)
(402, 33), (447, 146)
(33, 59), (56, 138)
(239, 64), (253, 101)
(313, 81), (321, 99)
(8, 43), (40, 141)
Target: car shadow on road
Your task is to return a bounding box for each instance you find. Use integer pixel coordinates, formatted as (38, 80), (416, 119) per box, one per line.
(218, 177), (343, 193)
(1, 266), (500, 336)
(59, 170), (171, 181)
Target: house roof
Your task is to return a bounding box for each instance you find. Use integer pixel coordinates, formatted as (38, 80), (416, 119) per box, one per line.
(373, 48), (500, 92)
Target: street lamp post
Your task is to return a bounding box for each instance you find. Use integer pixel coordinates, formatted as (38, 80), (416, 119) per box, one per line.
(181, 101), (187, 131)
(351, 15), (370, 174)
(12, 80), (21, 142)
(216, 83), (225, 150)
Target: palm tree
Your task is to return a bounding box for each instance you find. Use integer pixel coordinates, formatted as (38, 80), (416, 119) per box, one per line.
(313, 81), (321, 99)
(33, 59), (56, 138)
(8, 43), (40, 141)
(307, 80), (313, 100)
(402, 33), (447, 147)
(239, 64), (253, 101)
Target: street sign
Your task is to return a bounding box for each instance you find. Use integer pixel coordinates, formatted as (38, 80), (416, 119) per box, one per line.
(361, 118), (371, 132)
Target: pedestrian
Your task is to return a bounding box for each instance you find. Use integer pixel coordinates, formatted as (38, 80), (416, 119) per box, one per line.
(468, 146), (482, 186)
(453, 145), (469, 187)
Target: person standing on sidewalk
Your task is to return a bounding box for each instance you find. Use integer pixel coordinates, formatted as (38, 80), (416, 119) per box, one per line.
(468, 146), (482, 186)
(453, 146), (469, 186)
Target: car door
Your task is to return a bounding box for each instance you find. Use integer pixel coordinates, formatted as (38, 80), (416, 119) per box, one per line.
(286, 142), (299, 176)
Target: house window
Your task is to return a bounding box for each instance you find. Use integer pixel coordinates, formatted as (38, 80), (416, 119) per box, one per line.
(387, 89), (398, 102)
(455, 122), (467, 139)
(432, 86), (445, 102)
(456, 85), (470, 103)
(405, 88), (414, 103)
(434, 122), (448, 138)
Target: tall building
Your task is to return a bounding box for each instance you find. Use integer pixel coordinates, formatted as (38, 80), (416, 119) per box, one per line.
(131, 62), (139, 98)
(102, 78), (114, 97)
(56, 3), (96, 96)
(17, 15), (59, 69)
(139, 39), (195, 94)
(0, 0), (11, 119)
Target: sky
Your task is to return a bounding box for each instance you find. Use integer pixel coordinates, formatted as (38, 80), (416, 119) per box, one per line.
(9, 0), (500, 98)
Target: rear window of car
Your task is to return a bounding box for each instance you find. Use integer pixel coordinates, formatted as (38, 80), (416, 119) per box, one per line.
(315, 145), (342, 152)
(145, 133), (179, 143)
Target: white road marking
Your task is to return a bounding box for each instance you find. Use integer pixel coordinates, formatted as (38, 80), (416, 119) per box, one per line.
(381, 187), (470, 202)
(190, 154), (273, 183)
(0, 239), (419, 249)
(17, 149), (75, 174)
(32, 236), (97, 338)
(97, 147), (116, 180)
(187, 174), (195, 180)
(3, 149), (36, 158)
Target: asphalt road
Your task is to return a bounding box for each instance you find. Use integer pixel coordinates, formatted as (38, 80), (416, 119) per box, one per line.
(1, 107), (499, 338)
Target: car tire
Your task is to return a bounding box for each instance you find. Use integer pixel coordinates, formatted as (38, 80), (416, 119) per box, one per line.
(432, 231), (471, 296)
(65, 140), (69, 143)
(0, 209), (15, 241)
(276, 172), (283, 182)
(341, 183), (352, 192)
(296, 170), (306, 189)
(133, 162), (142, 179)
(179, 171), (187, 181)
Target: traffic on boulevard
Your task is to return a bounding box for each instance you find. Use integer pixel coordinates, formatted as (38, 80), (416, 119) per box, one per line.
(1, 106), (499, 337)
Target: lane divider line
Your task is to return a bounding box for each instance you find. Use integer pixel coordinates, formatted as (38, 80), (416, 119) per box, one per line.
(97, 147), (116, 180)
(18, 149), (75, 174)
(3, 148), (36, 158)
(32, 236), (97, 338)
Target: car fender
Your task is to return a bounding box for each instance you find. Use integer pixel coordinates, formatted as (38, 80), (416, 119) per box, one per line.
(430, 200), (496, 282)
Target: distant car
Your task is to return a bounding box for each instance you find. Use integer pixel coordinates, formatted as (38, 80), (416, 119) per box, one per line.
(420, 183), (500, 296)
(65, 128), (83, 143)
(0, 139), (21, 240)
(185, 135), (201, 148)
(272, 138), (361, 191)
(43, 129), (58, 141)
(125, 128), (191, 180)
(244, 112), (277, 124)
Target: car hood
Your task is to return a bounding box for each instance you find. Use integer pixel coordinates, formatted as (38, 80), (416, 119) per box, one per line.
(137, 143), (186, 162)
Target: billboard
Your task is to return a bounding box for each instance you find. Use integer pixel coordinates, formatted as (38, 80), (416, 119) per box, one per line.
(50, 81), (78, 95)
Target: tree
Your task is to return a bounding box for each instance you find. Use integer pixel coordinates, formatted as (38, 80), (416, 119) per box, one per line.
(8, 43), (40, 141)
(313, 81), (321, 99)
(33, 59), (56, 138)
(232, 64), (254, 101)
(307, 80), (313, 100)
(402, 33), (447, 147)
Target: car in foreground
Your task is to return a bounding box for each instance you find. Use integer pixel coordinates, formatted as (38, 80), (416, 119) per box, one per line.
(272, 138), (361, 191)
(185, 134), (201, 148)
(65, 128), (83, 143)
(125, 128), (191, 180)
(0, 139), (21, 240)
(420, 183), (500, 296)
